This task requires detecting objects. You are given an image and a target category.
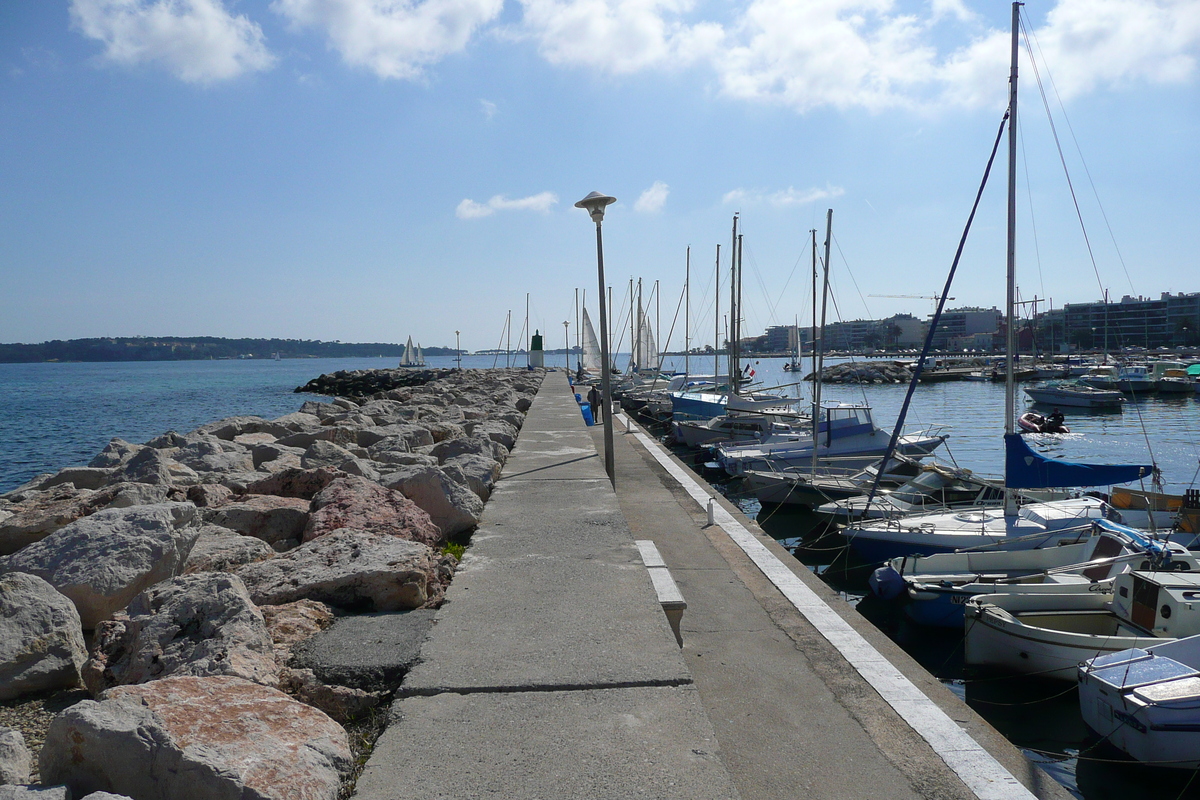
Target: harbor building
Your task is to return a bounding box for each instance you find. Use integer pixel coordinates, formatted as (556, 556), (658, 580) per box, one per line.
(1043, 292), (1200, 350)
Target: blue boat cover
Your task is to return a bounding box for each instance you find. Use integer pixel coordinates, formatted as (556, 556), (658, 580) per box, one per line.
(1004, 433), (1154, 489)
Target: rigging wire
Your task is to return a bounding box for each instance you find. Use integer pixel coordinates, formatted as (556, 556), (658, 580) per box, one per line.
(1022, 19), (1136, 296)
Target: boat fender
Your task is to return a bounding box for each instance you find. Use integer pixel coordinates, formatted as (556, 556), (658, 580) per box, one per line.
(868, 565), (906, 600)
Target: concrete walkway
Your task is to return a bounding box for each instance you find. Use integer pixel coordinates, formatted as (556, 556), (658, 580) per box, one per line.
(352, 372), (1072, 800)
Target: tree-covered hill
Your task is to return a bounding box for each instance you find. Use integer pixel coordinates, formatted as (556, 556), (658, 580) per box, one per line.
(0, 337), (458, 363)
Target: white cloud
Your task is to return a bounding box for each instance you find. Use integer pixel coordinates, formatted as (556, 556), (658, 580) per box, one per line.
(481, 99), (498, 120)
(456, 191), (560, 219)
(516, 0), (724, 73)
(70, 0), (274, 83)
(273, 0), (503, 80)
(510, 0), (1200, 112)
(723, 185), (845, 207)
(634, 181), (669, 212)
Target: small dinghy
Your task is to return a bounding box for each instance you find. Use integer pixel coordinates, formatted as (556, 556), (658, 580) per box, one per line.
(1017, 410), (1069, 434)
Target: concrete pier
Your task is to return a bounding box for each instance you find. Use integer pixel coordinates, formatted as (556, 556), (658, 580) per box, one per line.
(352, 372), (1073, 800)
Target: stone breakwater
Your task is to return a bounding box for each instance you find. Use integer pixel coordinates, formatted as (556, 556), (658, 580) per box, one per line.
(805, 361), (914, 384)
(0, 367), (545, 800)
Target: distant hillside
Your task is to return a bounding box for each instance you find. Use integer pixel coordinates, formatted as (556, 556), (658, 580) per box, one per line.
(0, 337), (458, 363)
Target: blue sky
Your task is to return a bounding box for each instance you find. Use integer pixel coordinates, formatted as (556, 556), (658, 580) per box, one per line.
(2, 0), (1197, 351)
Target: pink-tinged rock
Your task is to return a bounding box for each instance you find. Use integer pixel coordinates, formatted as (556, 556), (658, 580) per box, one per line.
(0, 572), (87, 701)
(236, 529), (443, 611)
(244, 468), (340, 500)
(0, 504), (200, 629)
(39, 675), (352, 800)
(260, 600), (335, 667)
(82, 572), (278, 695)
(205, 495), (310, 545)
(302, 475), (441, 547)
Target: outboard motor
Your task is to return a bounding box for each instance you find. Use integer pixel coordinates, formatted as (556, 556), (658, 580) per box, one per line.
(868, 564), (906, 600)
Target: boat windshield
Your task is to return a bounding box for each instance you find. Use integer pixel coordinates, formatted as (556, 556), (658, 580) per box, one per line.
(890, 471), (985, 505)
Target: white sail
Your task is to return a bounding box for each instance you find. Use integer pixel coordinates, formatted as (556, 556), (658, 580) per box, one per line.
(401, 336), (416, 367)
(581, 308), (602, 374)
(636, 303), (658, 373)
(416, 344), (425, 365)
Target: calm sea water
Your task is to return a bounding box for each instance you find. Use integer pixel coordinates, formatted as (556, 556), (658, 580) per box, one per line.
(0, 354), (537, 493)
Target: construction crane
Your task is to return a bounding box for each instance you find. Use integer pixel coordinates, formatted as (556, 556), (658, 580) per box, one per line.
(868, 294), (955, 301)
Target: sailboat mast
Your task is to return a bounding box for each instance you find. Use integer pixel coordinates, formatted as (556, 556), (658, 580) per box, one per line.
(685, 247), (691, 378)
(811, 229), (818, 383)
(714, 244), (720, 381)
(812, 210), (833, 474)
(729, 231), (739, 383)
(729, 214), (739, 392)
(1004, 0), (1019, 437)
(655, 279), (660, 371)
(575, 288), (580, 370)
(633, 278), (643, 371)
(1004, 0), (1020, 515)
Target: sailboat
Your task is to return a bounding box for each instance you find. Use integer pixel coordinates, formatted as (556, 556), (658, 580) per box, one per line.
(399, 336), (424, 368)
(670, 217), (797, 420)
(838, 2), (1155, 563)
(576, 307), (603, 380)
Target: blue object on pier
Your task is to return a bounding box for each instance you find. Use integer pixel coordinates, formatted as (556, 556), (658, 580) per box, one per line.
(581, 403), (595, 426)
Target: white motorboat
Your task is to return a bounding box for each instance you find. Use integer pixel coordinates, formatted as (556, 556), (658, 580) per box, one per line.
(1079, 634), (1200, 768)
(818, 462), (1068, 522)
(1023, 380), (1125, 409)
(715, 402), (947, 477)
(743, 456), (924, 509)
(963, 569), (1200, 680)
(871, 519), (1196, 628)
(671, 411), (806, 449)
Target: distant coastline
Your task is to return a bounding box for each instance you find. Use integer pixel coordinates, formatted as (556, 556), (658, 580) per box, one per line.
(0, 337), (460, 364)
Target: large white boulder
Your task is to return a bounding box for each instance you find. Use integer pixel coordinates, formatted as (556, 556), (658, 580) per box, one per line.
(0, 727), (32, 785)
(83, 572), (278, 694)
(0, 572), (87, 701)
(236, 529), (442, 612)
(382, 465), (483, 537)
(40, 676), (351, 800)
(0, 504), (199, 629)
(182, 525), (275, 574)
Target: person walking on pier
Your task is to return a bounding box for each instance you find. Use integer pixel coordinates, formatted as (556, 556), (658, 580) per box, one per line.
(587, 384), (604, 425)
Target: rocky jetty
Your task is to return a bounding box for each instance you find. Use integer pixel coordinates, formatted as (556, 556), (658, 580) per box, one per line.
(294, 368), (454, 400)
(804, 361), (913, 384)
(0, 367), (545, 799)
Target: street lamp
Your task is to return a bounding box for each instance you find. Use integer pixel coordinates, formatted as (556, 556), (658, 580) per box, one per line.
(455, 331), (461, 370)
(563, 321), (570, 371)
(575, 190), (617, 487)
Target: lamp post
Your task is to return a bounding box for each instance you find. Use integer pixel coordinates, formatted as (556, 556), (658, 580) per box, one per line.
(563, 321), (570, 370)
(575, 190), (617, 487)
(455, 331), (461, 370)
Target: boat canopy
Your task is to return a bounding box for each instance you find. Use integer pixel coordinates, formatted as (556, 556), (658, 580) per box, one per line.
(1004, 433), (1154, 489)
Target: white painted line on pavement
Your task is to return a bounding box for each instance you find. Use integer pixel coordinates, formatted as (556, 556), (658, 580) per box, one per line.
(617, 413), (1037, 800)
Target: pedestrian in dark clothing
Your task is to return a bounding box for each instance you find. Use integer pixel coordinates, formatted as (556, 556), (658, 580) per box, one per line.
(587, 385), (603, 424)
